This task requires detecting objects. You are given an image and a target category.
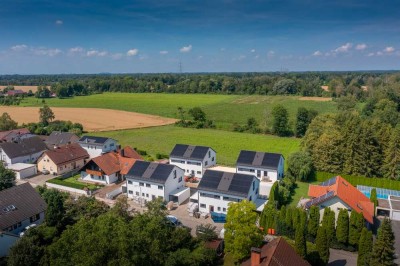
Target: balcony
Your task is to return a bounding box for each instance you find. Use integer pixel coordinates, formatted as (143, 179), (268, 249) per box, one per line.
(261, 176), (273, 182)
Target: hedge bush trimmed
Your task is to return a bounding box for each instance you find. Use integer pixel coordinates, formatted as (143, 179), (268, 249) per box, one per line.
(316, 172), (400, 191)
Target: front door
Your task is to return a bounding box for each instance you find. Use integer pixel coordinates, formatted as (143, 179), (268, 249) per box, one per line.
(209, 205), (214, 212)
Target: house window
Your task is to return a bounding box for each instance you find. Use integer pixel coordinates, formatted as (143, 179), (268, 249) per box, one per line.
(30, 213), (40, 223)
(252, 181), (255, 191)
(17, 222), (22, 227)
(208, 151), (211, 158)
(178, 176), (182, 182)
(146, 193), (149, 198)
(146, 184), (151, 188)
(152, 195), (156, 200)
(200, 204), (206, 208)
(135, 192), (139, 196)
(214, 195), (220, 199)
(139, 182), (144, 187)
(205, 161), (208, 166)
(223, 208), (226, 212)
(158, 185), (163, 190)
(249, 196), (252, 201)
(212, 157), (214, 162)
(197, 171), (201, 174)
(142, 193), (145, 197)
(128, 190), (133, 194)
(217, 207), (221, 211)
(128, 180), (132, 184)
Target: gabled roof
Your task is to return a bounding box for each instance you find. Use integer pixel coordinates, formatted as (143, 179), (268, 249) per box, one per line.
(307, 176), (374, 224)
(85, 152), (137, 176)
(0, 136), (48, 159)
(45, 131), (80, 147)
(120, 146), (143, 160)
(0, 183), (47, 230)
(42, 143), (89, 165)
(170, 144), (214, 160)
(198, 170), (255, 198)
(125, 161), (176, 184)
(78, 136), (114, 146)
(236, 150), (283, 170)
(242, 237), (310, 266)
(0, 128), (30, 142)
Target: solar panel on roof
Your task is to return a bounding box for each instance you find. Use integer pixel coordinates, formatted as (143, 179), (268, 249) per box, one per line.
(305, 191), (335, 209)
(320, 176), (337, 187)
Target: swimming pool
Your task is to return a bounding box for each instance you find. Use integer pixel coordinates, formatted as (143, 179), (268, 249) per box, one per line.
(357, 185), (400, 200)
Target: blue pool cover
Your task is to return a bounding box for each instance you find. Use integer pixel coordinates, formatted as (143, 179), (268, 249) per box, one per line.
(357, 185), (400, 200)
(211, 212), (226, 223)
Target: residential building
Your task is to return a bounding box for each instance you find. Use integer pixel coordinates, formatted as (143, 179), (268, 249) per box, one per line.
(0, 128), (34, 143)
(125, 161), (187, 204)
(44, 131), (80, 149)
(119, 146), (143, 160)
(0, 183), (47, 235)
(305, 176), (374, 225)
(196, 170), (259, 214)
(0, 136), (48, 165)
(7, 163), (37, 179)
(6, 90), (25, 97)
(236, 151), (284, 198)
(37, 143), (89, 175)
(242, 237), (310, 266)
(81, 152), (137, 184)
(0, 231), (19, 257)
(169, 144), (216, 179)
(78, 136), (118, 158)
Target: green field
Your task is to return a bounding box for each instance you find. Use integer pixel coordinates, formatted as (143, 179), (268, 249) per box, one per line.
(91, 125), (301, 166)
(21, 93), (338, 130)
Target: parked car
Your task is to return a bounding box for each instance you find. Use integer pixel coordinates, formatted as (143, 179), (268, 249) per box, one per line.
(166, 215), (182, 227)
(42, 170), (50, 175)
(19, 224), (37, 237)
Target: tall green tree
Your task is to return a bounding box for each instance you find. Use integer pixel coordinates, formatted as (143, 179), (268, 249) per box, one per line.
(370, 218), (395, 266)
(383, 126), (400, 180)
(286, 151), (314, 181)
(349, 211), (364, 247)
(0, 163), (16, 191)
(0, 112), (18, 130)
(308, 206), (320, 240)
(295, 107), (318, 137)
(45, 190), (65, 227)
(295, 221), (307, 259)
(271, 104), (291, 136)
(370, 188), (378, 208)
(316, 226), (330, 265)
(336, 209), (349, 245)
(357, 228), (372, 266)
(322, 207), (336, 246)
(224, 200), (263, 262)
(39, 105), (55, 125)
(267, 181), (279, 207)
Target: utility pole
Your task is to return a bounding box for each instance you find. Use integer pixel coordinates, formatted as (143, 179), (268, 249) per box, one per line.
(179, 61), (183, 73)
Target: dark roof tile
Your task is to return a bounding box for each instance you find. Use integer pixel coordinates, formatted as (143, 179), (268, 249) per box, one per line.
(236, 150), (282, 169)
(126, 161), (176, 184)
(170, 144), (214, 160)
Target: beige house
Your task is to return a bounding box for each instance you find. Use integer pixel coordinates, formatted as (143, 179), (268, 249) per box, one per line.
(37, 143), (89, 175)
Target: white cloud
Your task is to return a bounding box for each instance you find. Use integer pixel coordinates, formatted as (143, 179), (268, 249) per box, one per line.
(267, 50), (275, 58)
(384, 46), (395, 53)
(334, 43), (352, 53)
(377, 51), (383, 56)
(127, 49), (139, 56)
(55, 20), (63, 25)
(69, 47), (84, 54)
(111, 53), (123, 60)
(11, 44), (28, 51)
(97, 51), (108, 57)
(159, 50), (168, 55)
(312, 50), (322, 56)
(180, 45), (192, 53)
(355, 43), (367, 50)
(367, 52), (375, 57)
(33, 48), (62, 56)
(86, 50), (99, 57)
(250, 49), (256, 53)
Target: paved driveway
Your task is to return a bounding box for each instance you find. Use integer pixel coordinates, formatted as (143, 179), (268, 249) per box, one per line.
(328, 249), (357, 266)
(391, 220), (400, 264)
(20, 173), (57, 187)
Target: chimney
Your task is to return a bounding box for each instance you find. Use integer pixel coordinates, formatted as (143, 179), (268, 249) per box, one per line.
(250, 247), (261, 266)
(121, 148), (125, 157)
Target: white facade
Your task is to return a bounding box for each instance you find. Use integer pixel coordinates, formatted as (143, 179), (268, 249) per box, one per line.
(169, 148), (216, 179)
(198, 178), (259, 214)
(236, 156), (284, 183)
(79, 138), (118, 158)
(81, 171), (118, 185)
(0, 232), (19, 257)
(316, 196), (351, 223)
(126, 166), (185, 203)
(0, 150), (44, 166)
(7, 163), (37, 179)
(2, 212), (45, 235)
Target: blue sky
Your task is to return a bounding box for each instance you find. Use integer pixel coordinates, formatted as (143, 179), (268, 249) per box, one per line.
(0, 0), (399, 74)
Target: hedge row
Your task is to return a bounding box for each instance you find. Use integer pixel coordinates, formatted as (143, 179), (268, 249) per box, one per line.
(47, 178), (87, 190)
(316, 172), (400, 191)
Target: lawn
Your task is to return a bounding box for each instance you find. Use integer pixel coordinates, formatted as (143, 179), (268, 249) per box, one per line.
(47, 174), (101, 190)
(20, 93), (339, 131)
(91, 125), (301, 166)
(289, 180), (319, 207)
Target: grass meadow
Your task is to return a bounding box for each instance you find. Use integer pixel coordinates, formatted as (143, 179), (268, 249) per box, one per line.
(21, 93), (338, 131)
(91, 125), (301, 166)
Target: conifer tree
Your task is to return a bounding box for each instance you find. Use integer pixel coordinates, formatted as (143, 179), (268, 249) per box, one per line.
(308, 205), (320, 240)
(357, 228), (372, 266)
(371, 218), (395, 265)
(383, 126), (400, 180)
(285, 206), (293, 232)
(316, 226), (330, 265)
(322, 207), (336, 246)
(336, 209), (349, 245)
(349, 211), (364, 247)
(268, 181), (279, 208)
(295, 221), (307, 259)
(278, 205), (287, 235)
(370, 188), (378, 208)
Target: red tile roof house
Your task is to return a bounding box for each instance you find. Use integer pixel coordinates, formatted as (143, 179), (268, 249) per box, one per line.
(80, 151), (138, 185)
(304, 176), (374, 225)
(37, 143), (89, 175)
(0, 128), (33, 143)
(6, 90), (25, 97)
(242, 237), (310, 266)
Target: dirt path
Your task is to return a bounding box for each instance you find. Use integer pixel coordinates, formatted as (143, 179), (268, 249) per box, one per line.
(298, 97), (332, 101)
(1, 107), (177, 132)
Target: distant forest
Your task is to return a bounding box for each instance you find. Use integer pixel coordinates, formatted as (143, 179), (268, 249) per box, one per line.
(1, 71), (400, 98)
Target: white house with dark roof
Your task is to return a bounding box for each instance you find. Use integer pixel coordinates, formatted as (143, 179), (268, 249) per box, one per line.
(0, 136), (48, 166)
(169, 144), (216, 179)
(125, 161), (188, 205)
(236, 151), (284, 198)
(0, 183), (47, 235)
(196, 170), (259, 214)
(78, 136), (118, 158)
